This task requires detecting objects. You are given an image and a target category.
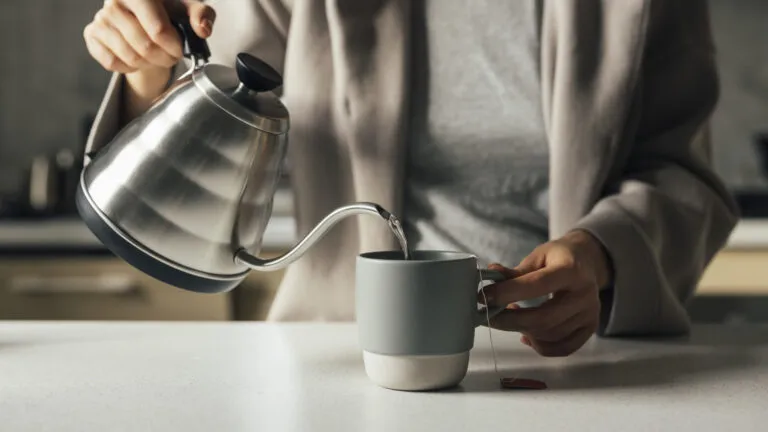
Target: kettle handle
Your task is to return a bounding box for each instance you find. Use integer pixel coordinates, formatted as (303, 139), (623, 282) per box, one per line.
(172, 17), (211, 64)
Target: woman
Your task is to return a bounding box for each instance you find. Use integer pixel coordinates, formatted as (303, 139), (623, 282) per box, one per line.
(83, 0), (739, 356)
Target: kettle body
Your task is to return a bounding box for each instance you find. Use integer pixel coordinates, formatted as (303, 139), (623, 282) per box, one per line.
(78, 60), (289, 292)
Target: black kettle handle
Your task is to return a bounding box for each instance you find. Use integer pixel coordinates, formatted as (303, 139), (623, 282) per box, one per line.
(172, 17), (211, 62)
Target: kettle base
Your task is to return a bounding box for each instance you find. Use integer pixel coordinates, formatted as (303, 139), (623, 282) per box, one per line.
(76, 185), (246, 294)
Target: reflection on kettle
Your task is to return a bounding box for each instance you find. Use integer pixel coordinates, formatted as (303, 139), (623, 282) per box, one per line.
(76, 18), (393, 294)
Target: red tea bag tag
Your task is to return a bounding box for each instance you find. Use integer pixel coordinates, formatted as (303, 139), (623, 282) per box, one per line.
(500, 377), (547, 390)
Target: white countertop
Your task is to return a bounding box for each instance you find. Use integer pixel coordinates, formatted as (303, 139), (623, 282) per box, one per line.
(1, 322), (767, 431)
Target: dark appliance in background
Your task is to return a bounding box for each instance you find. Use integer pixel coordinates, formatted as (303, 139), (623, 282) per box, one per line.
(733, 132), (768, 218)
(0, 115), (93, 220)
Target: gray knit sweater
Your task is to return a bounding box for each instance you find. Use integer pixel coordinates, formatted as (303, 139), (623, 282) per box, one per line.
(405, 0), (549, 267)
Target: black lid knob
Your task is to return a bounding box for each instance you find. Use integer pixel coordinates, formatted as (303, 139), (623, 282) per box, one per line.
(235, 53), (283, 92)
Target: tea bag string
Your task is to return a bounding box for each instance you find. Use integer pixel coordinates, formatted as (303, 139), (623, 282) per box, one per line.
(479, 282), (501, 377)
(475, 256), (502, 379)
(477, 259), (549, 391)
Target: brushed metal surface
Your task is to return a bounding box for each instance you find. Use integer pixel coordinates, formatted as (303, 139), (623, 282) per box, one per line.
(81, 51), (399, 283)
(82, 67), (288, 276)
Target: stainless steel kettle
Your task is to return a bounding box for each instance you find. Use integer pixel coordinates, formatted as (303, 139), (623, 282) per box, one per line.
(77, 19), (395, 294)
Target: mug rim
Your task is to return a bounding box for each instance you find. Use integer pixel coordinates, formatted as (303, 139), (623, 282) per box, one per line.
(358, 250), (475, 263)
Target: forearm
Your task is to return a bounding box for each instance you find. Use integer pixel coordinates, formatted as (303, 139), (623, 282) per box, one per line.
(121, 67), (173, 126)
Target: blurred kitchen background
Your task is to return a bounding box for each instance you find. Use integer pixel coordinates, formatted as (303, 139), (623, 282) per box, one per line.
(0, 0), (766, 322)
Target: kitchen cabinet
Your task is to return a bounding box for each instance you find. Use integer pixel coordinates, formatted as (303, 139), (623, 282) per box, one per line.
(692, 249), (768, 323)
(697, 250), (768, 295)
(233, 268), (285, 320)
(0, 226), (291, 320)
(228, 248), (286, 321)
(0, 217), (293, 321)
(694, 220), (768, 296)
(2, 218), (765, 320)
(0, 253), (287, 321)
(0, 256), (231, 320)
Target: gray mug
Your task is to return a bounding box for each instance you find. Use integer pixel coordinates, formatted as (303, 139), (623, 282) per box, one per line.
(356, 250), (518, 391)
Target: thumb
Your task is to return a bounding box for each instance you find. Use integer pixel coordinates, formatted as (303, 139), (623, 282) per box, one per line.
(513, 253), (543, 276)
(487, 263), (518, 278)
(182, 0), (216, 38)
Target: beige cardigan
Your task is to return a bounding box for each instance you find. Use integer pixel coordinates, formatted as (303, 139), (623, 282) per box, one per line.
(86, 0), (739, 336)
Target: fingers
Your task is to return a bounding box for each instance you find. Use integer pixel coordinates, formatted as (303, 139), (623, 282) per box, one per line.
(513, 254), (542, 275)
(122, 0), (181, 58)
(481, 239), (602, 358)
(183, 0), (217, 37)
(487, 263), (517, 278)
(483, 266), (571, 307)
(84, 31), (132, 73)
(527, 325), (595, 357)
(524, 306), (592, 343)
(488, 290), (585, 334)
(490, 286), (600, 357)
(86, 0), (220, 75)
(88, 11), (146, 71)
(103, 0), (178, 68)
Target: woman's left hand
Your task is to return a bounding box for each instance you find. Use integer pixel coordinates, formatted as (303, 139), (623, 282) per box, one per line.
(480, 230), (612, 357)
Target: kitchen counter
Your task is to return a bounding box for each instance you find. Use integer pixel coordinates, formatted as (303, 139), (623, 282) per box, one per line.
(0, 216), (297, 251)
(1, 322), (766, 431)
(1, 216), (767, 252)
(724, 218), (768, 249)
(0, 187), (297, 251)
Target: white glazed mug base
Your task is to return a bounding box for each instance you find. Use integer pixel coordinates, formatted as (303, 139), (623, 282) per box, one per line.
(362, 350), (469, 391)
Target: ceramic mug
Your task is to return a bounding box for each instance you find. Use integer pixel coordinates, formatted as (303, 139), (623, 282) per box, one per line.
(355, 250), (545, 391)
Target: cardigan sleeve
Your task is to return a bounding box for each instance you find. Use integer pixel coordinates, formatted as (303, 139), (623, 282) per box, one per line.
(573, 0), (739, 336)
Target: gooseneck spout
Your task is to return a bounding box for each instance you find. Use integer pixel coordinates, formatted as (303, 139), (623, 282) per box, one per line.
(235, 202), (395, 271)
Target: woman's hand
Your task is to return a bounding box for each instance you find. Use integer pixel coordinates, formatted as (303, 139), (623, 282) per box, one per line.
(480, 230), (613, 357)
(83, 0), (216, 121)
(84, 0), (215, 74)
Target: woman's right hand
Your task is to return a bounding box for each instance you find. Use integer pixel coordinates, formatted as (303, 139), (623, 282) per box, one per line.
(84, 0), (216, 123)
(84, 0), (215, 74)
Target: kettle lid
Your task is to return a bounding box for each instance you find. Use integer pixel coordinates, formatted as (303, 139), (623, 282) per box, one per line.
(194, 53), (289, 134)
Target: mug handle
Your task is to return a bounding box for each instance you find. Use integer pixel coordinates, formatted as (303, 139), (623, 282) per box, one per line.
(474, 269), (509, 328)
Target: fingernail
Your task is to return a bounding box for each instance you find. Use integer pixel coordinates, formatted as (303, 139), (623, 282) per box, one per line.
(483, 292), (494, 304)
(201, 19), (213, 36)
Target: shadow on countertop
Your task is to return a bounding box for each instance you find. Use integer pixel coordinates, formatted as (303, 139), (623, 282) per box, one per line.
(451, 324), (768, 393)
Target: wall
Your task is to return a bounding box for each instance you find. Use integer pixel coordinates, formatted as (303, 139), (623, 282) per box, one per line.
(0, 0), (108, 196)
(709, 0), (768, 189)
